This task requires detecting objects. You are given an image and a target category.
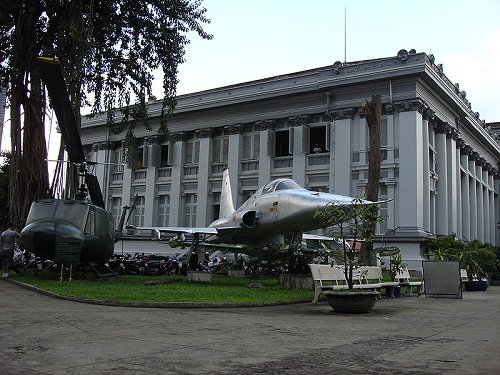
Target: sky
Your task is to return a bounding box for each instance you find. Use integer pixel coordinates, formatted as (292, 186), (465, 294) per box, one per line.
(158, 0), (500, 123)
(1, 0), (499, 162)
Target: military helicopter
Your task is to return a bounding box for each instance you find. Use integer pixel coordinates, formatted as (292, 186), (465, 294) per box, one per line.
(19, 57), (115, 267)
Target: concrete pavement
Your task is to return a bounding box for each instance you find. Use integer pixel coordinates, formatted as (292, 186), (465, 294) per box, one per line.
(1, 278), (500, 374)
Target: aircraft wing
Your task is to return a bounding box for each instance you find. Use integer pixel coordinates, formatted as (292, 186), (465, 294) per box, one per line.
(128, 225), (241, 239)
(302, 233), (336, 241)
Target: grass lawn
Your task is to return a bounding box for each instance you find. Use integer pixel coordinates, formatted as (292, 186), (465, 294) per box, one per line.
(12, 273), (313, 305)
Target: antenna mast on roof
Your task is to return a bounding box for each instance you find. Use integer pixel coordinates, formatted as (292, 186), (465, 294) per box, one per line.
(344, 1), (347, 63)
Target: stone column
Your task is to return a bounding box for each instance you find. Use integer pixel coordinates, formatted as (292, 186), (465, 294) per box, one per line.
(169, 131), (187, 226)
(468, 156), (477, 239)
(143, 136), (159, 226)
(434, 126), (448, 236)
(421, 108), (432, 233)
(460, 151), (471, 240)
(257, 120), (273, 187)
(482, 168), (490, 242)
(490, 186), (496, 245)
(226, 124), (245, 207)
(332, 108), (356, 196)
(394, 100), (425, 235)
(446, 131), (458, 234)
(289, 115), (311, 187)
(476, 162), (484, 242)
(196, 128), (213, 226)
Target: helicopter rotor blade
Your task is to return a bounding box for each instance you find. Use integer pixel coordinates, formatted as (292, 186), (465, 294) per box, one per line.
(85, 173), (105, 208)
(126, 193), (139, 225)
(36, 57), (85, 164)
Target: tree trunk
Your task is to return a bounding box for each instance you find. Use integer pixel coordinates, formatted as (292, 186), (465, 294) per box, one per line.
(8, 1), (49, 229)
(360, 95), (382, 264)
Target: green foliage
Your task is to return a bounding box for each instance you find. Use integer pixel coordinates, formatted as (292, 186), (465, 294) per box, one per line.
(12, 274), (312, 304)
(424, 235), (497, 281)
(0, 0), (213, 170)
(424, 234), (464, 261)
(314, 198), (383, 289)
(389, 253), (407, 282)
(459, 241), (497, 281)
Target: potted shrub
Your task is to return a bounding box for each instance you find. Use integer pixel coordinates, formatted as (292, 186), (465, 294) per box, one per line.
(425, 236), (497, 291)
(315, 198), (383, 313)
(387, 253), (407, 297)
(459, 240), (497, 291)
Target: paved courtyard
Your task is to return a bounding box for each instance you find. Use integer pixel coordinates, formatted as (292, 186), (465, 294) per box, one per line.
(1, 279), (499, 374)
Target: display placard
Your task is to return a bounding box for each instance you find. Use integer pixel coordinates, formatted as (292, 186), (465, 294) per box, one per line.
(422, 261), (462, 299)
(54, 241), (81, 264)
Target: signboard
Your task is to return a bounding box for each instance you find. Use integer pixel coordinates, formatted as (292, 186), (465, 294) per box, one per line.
(54, 241), (81, 264)
(422, 261), (462, 299)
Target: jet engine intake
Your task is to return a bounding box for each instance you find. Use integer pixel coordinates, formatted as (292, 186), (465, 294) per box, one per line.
(232, 210), (257, 228)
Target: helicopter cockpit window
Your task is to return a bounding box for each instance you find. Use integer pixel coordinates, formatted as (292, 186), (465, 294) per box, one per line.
(56, 202), (88, 230)
(25, 200), (88, 230)
(25, 200), (57, 225)
(84, 209), (96, 236)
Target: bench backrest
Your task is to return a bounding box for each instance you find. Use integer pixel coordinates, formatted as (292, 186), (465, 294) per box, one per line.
(395, 269), (411, 282)
(309, 264), (347, 284)
(356, 266), (382, 284)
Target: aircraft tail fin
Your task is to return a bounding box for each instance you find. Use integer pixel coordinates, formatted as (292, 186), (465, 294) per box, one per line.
(219, 169), (235, 218)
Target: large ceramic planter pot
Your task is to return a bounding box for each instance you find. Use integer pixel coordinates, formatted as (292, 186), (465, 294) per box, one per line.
(324, 290), (380, 314)
(464, 280), (488, 291)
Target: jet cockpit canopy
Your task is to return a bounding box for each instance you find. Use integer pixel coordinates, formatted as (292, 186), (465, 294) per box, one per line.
(262, 179), (302, 194)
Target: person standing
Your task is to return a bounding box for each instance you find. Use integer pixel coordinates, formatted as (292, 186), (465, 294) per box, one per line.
(0, 222), (19, 278)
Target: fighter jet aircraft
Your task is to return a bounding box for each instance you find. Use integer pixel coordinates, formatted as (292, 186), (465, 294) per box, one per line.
(129, 169), (381, 255)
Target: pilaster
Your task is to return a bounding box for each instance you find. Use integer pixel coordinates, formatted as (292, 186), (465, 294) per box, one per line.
(397, 110), (424, 234)
(434, 130), (448, 236)
(197, 132), (212, 226)
(169, 131), (187, 226)
(330, 110), (356, 196)
(258, 124), (272, 187)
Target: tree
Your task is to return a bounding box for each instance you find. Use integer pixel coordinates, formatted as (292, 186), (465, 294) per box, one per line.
(0, 0), (212, 228)
(359, 95), (382, 264)
(0, 152), (11, 228)
(315, 199), (383, 289)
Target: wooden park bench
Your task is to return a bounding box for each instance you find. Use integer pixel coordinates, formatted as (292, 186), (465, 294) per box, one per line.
(309, 264), (390, 304)
(395, 269), (424, 296)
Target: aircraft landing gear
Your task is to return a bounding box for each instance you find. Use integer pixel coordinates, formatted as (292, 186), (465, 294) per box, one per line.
(288, 232), (305, 274)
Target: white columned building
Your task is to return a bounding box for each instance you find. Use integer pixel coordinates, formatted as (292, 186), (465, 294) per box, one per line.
(80, 50), (500, 270)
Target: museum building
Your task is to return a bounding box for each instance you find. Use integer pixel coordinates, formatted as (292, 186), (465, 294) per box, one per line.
(80, 49), (500, 269)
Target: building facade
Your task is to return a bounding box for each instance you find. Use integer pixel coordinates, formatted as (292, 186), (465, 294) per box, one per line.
(80, 49), (500, 269)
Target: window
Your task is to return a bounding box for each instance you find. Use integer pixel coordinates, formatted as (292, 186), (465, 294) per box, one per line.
(213, 136), (229, 163)
(378, 184), (388, 234)
(183, 194), (197, 226)
(160, 144), (170, 167)
(242, 132), (260, 160)
(309, 124), (330, 153)
(84, 208), (96, 236)
(132, 196), (145, 226)
(212, 192), (220, 222)
(156, 195), (170, 226)
(275, 130), (291, 157)
(185, 139), (200, 165)
(240, 190), (256, 206)
(429, 146), (436, 173)
(381, 116), (388, 147)
(110, 197), (122, 228)
(112, 149), (124, 173)
(136, 148), (144, 169)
